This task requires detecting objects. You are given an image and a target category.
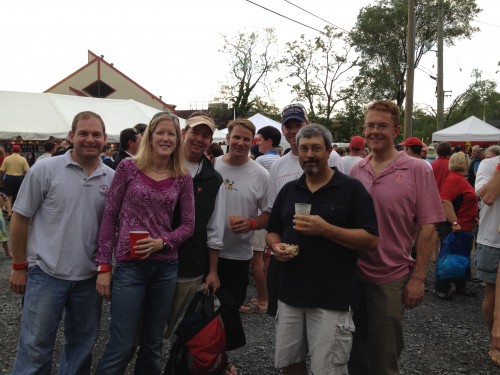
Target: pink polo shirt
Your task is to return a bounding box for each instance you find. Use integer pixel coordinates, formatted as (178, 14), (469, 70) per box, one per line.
(350, 152), (445, 284)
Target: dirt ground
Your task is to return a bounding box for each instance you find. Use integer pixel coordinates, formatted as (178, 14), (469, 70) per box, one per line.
(0, 234), (498, 374)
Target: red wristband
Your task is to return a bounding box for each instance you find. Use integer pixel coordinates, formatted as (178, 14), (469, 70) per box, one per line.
(97, 264), (112, 274)
(12, 260), (28, 270)
(496, 163), (500, 171)
(248, 218), (257, 230)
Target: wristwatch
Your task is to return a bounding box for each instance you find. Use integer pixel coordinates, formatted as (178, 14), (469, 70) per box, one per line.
(451, 221), (458, 226)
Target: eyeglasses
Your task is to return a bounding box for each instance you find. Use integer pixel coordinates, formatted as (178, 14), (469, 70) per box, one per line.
(298, 145), (325, 154)
(363, 124), (393, 131)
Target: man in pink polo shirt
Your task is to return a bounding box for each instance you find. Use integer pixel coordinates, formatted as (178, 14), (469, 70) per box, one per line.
(349, 100), (445, 375)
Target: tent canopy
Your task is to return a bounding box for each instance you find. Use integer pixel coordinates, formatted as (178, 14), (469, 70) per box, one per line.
(432, 116), (500, 142)
(0, 90), (186, 143)
(219, 113), (282, 135)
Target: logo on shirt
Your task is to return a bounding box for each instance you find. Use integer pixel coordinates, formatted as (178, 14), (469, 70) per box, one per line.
(99, 185), (110, 196)
(223, 178), (238, 191)
(395, 173), (404, 183)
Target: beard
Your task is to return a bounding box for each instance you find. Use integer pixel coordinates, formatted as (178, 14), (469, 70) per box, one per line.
(302, 159), (320, 175)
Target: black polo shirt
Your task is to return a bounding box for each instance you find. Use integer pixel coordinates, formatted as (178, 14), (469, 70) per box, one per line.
(266, 169), (378, 311)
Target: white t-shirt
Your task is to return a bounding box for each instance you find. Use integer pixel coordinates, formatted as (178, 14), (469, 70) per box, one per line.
(328, 150), (344, 173)
(342, 156), (363, 176)
(266, 152), (304, 211)
(475, 155), (500, 248)
(215, 156), (269, 261)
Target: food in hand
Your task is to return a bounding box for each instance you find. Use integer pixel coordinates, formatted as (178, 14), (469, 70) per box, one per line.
(284, 244), (299, 256)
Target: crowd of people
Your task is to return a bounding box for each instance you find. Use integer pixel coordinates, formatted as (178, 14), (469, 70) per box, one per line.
(1, 99), (500, 375)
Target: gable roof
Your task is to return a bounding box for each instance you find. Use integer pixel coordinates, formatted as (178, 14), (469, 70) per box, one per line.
(45, 50), (175, 111)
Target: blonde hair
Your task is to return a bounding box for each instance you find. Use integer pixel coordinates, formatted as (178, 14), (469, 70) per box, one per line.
(227, 118), (256, 138)
(448, 151), (468, 172)
(135, 113), (186, 177)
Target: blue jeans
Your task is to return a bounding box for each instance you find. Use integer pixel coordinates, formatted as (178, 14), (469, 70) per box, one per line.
(95, 260), (178, 375)
(11, 266), (101, 375)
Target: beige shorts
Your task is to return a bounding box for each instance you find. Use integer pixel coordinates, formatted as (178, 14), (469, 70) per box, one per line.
(275, 300), (355, 374)
(252, 229), (267, 252)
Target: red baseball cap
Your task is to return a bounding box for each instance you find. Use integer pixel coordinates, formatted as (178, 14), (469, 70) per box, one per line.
(402, 137), (424, 147)
(349, 136), (365, 150)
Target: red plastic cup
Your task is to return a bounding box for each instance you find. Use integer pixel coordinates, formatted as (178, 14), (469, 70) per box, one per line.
(129, 231), (149, 257)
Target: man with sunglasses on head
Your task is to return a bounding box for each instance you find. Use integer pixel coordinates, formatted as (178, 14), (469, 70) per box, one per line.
(349, 100), (444, 375)
(112, 127), (142, 170)
(165, 112), (225, 338)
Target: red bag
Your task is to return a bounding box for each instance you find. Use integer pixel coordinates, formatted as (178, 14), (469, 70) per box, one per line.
(165, 291), (227, 375)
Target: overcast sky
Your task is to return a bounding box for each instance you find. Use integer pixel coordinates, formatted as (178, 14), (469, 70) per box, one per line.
(1, 0), (498, 113)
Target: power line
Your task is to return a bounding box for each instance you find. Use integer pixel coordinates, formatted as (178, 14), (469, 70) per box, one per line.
(245, 0), (323, 33)
(416, 66), (437, 80)
(283, 0), (349, 33)
(475, 20), (500, 28)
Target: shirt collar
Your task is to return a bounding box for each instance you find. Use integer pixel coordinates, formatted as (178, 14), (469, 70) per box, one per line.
(264, 149), (279, 155)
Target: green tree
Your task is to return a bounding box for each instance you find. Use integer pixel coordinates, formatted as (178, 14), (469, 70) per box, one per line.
(446, 70), (500, 125)
(332, 99), (366, 142)
(219, 28), (279, 118)
(281, 26), (357, 121)
(350, 0), (480, 107)
(411, 107), (436, 144)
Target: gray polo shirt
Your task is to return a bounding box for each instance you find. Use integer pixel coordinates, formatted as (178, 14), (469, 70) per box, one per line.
(13, 151), (115, 281)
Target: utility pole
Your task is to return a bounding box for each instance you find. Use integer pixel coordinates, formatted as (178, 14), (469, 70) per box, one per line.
(404, 0), (415, 138)
(437, 0), (444, 130)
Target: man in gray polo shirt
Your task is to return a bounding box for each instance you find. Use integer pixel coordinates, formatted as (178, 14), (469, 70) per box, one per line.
(9, 111), (114, 375)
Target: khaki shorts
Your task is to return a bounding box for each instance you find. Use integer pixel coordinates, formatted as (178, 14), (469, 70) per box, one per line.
(275, 300), (354, 374)
(252, 229), (266, 252)
(476, 243), (500, 284)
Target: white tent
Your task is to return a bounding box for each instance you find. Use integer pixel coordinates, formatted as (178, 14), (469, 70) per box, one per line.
(432, 116), (500, 142)
(219, 113), (282, 135)
(0, 90), (186, 143)
(247, 113), (282, 133)
(212, 129), (227, 143)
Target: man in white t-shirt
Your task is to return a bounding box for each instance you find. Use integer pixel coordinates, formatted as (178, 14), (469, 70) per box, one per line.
(328, 148), (344, 172)
(475, 155), (500, 360)
(265, 103), (310, 317)
(342, 135), (365, 176)
(214, 118), (269, 338)
(239, 125), (282, 314)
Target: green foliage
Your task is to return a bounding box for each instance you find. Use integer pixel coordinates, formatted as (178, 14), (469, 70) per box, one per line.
(280, 26), (357, 121)
(446, 70), (500, 125)
(332, 100), (366, 142)
(349, 0), (480, 107)
(411, 107), (436, 144)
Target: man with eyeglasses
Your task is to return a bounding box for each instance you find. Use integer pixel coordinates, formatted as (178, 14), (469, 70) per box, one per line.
(349, 100), (444, 375)
(266, 123), (378, 375)
(112, 127), (142, 170)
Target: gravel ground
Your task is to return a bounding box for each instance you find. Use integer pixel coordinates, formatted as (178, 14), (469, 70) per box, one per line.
(1, 240), (498, 374)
